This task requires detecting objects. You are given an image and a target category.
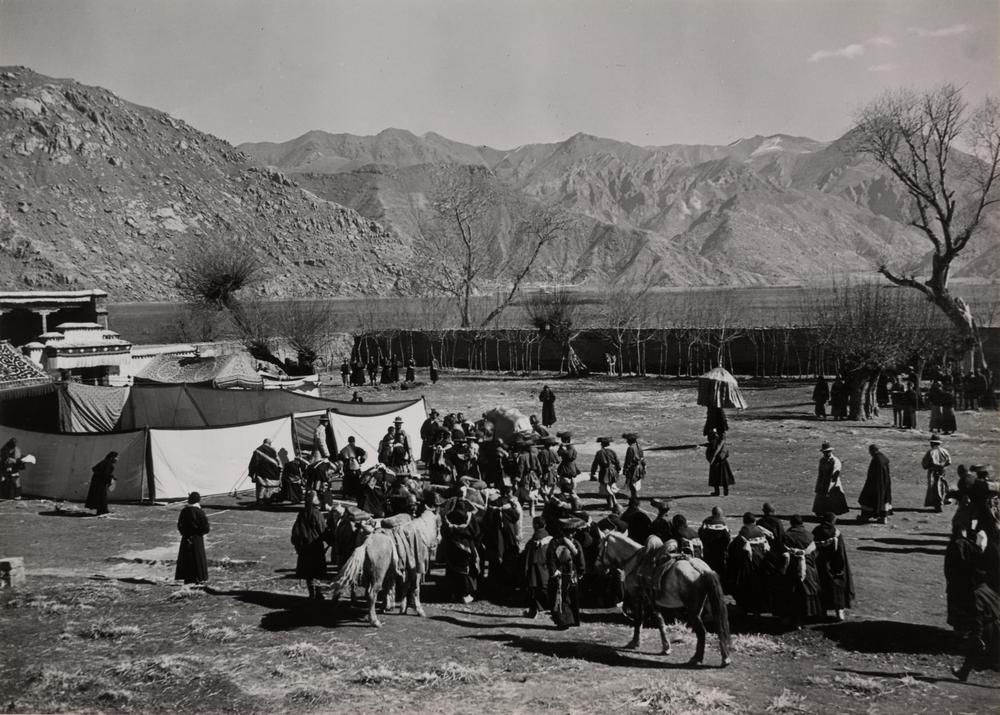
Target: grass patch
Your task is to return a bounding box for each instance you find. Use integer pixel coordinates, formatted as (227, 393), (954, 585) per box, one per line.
(630, 678), (738, 714)
(807, 673), (926, 700)
(28, 665), (105, 694)
(111, 655), (207, 684)
(167, 586), (204, 602)
(79, 619), (142, 641)
(184, 617), (244, 642)
(732, 634), (803, 656)
(355, 661), (488, 689)
(97, 689), (134, 706)
(766, 689), (808, 713)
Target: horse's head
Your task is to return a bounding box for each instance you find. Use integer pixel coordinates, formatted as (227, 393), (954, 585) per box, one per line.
(596, 530), (639, 574)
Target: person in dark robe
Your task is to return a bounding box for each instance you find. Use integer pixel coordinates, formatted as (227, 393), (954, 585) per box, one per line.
(900, 382), (918, 428)
(859, 444), (893, 523)
(380, 358), (391, 385)
(555, 431), (580, 487)
(650, 498), (673, 541)
(481, 488), (522, 602)
(706, 428), (734, 497)
(338, 436), (366, 498)
(778, 514), (823, 628)
(928, 380), (944, 432)
(419, 410), (441, 465)
(510, 436), (540, 505)
(249, 438), (282, 505)
(726, 512), (770, 615)
(291, 490), (328, 600)
(952, 583), (1000, 681)
(539, 385), (557, 428)
(175, 491), (210, 584)
(945, 525), (983, 634)
(429, 357), (440, 384)
(404, 357), (416, 383)
(536, 435), (559, 497)
(350, 391), (364, 403)
(367, 358), (379, 387)
(351, 360), (366, 387)
(813, 442), (849, 516)
(547, 518), (587, 629)
(281, 452), (309, 504)
(812, 512), (855, 621)
(591, 437), (622, 514)
(477, 436), (507, 489)
(389, 356), (400, 383)
(812, 375), (830, 420)
(699, 506), (730, 580)
(441, 502), (480, 603)
(621, 496), (653, 545)
(876, 372), (891, 408)
(340, 360), (350, 386)
(622, 432), (646, 499)
(671, 514), (703, 557)
(939, 387), (958, 435)
(522, 516), (552, 618)
(703, 406), (728, 437)
(830, 376), (848, 420)
(757, 503), (786, 613)
(85, 451), (118, 516)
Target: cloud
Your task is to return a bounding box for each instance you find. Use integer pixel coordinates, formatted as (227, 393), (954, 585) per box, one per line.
(807, 44), (865, 63)
(908, 24), (973, 38)
(866, 36), (896, 48)
(867, 63), (899, 72)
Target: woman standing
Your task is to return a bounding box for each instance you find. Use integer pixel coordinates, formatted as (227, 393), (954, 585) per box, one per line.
(812, 512), (855, 621)
(539, 385), (557, 428)
(706, 428), (734, 497)
(291, 490), (328, 599)
(175, 492), (210, 584)
(85, 451), (118, 516)
(813, 442), (849, 516)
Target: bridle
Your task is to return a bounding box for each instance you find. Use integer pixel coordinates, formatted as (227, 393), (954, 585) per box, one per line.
(596, 531), (642, 573)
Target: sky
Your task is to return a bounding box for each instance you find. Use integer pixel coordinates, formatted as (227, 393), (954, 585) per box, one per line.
(0, 0), (996, 149)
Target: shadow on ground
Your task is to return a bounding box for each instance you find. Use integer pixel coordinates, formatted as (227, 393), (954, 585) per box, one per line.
(817, 620), (962, 655)
(467, 632), (715, 669)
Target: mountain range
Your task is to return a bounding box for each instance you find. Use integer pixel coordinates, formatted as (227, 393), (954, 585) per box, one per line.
(0, 65), (994, 304)
(241, 127), (1000, 288)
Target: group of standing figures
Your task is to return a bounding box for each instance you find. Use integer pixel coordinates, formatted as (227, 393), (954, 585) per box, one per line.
(340, 355), (439, 387)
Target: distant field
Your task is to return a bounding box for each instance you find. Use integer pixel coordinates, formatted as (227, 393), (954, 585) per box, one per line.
(109, 282), (1000, 345)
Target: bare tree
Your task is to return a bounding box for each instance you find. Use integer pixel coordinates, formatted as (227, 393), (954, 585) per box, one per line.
(412, 166), (573, 328)
(525, 288), (585, 375)
(809, 280), (963, 420)
(853, 85), (1000, 365)
(175, 235), (264, 310)
(600, 283), (654, 375)
(279, 300), (338, 374)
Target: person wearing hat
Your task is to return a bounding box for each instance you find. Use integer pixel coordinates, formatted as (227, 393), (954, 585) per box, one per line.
(591, 437), (622, 514)
(555, 431), (580, 484)
(305, 452), (337, 511)
(699, 507), (731, 580)
(338, 436), (367, 499)
(547, 517), (586, 628)
(726, 513), (770, 616)
(622, 432), (646, 500)
(291, 490), (328, 600)
(812, 512), (854, 621)
(539, 385), (557, 428)
(922, 435), (952, 512)
(281, 451), (309, 504)
(482, 486), (523, 600)
(522, 516), (553, 618)
(249, 438), (282, 505)
(778, 514), (822, 629)
(537, 435), (560, 497)
(441, 500), (480, 603)
(757, 503), (786, 614)
(313, 415), (332, 461)
(859, 444), (893, 524)
(419, 410), (441, 466)
(175, 492), (210, 585)
(813, 442), (849, 517)
(511, 434), (541, 505)
(706, 428), (734, 497)
(650, 498), (673, 541)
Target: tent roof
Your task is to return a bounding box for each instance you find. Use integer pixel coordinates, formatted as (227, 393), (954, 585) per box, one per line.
(135, 351), (261, 387)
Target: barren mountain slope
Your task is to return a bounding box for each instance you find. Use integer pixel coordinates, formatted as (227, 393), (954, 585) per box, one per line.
(0, 67), (408, 300)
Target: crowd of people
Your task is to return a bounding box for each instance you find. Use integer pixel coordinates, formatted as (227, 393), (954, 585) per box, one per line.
(338, 355), (439, 388)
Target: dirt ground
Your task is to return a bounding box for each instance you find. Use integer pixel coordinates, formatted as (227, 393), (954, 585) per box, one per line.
(2, 373), (999, 714)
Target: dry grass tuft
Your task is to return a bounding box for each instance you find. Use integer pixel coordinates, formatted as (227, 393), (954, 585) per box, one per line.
(355, 661), (488, 689)
(733, 634), (802, 656)
(766, 688), (808, 713)
(663, 622), (697, 645)
(79, 619), (142, 641)
(167, 586), (204, 602)
(808, 673), (926, 700)
(630, 678), (738, 714)
(184, 617), (244, 642)
(28, 666), (103, 694)
(285, 686), (329, 706)
(111, 655), (206, 684)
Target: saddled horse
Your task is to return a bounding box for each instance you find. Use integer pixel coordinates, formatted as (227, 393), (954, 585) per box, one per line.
(334, 507), (439, 627)
(597, 530), (732, 666)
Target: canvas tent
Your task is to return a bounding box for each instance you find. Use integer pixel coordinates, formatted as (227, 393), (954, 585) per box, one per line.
(134, 351), (261, 388)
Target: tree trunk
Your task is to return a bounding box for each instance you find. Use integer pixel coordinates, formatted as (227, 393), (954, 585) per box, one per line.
(848, 370), (877, 421)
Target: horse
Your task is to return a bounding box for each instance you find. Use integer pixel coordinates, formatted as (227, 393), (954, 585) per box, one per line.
(597, 530), (732, 667)
(334, 507), (439, 627)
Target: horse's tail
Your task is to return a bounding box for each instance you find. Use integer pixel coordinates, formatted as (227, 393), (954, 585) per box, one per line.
(701, 570), (731, 650)
(335, 542), (369, 594)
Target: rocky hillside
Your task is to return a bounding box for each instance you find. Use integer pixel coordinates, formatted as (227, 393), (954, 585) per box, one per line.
(0, 67), (408, 300)
(242, 129), (999, 287)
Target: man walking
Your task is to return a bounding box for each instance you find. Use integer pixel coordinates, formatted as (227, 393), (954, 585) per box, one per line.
(922, 435), (952, 513)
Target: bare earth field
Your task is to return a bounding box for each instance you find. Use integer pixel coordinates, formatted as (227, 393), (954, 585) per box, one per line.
(2, 374), (999, 714)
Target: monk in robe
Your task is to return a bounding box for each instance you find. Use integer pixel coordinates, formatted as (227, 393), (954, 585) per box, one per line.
(859, 444), (893, 523)
(699, 507), (730, 579)
(812, 512), (855, 621)
(175, 491), (210, 584)
(85, 451), (118, 516)
(291, 490), (328, 600)
(726, 512), (770, 615)
(778, 515), (823, 628)
(621, 496), (652, 545)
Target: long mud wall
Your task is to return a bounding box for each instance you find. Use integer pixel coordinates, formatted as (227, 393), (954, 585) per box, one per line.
(351, 327), (1000, 378)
